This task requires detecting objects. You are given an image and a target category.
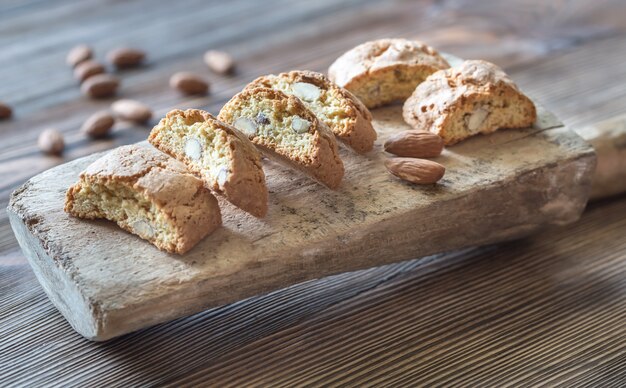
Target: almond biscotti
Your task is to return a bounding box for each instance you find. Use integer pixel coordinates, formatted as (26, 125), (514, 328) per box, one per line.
(218, 87), (344, 189)
(245, 70), (377, 153)
(64, 144), (221, 254)
(402, 60), (537, 145)
(328, 38), (450, 109)
(148, 109), (268, 217)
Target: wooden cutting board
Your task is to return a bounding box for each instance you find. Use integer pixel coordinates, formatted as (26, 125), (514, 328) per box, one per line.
(7, 103), (595, 341)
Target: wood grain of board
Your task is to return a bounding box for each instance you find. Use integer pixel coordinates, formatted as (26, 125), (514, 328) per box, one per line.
(2, 0), (626, 384)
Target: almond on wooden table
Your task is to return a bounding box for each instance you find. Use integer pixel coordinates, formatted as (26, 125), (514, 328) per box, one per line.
(170, 72), (209, 95)
(204, 50), (235, 74)
(66, 44), (92, 67)
(107, 47), (146, 69)
(81, 111), (115, 138)
(384, 130), (444, 158)
(384, 157), (445, 184)
(111, 99), (152, 123)
(73, 60), (106, 82)
(38, 129), (65, 155)
(81, 74), (120, 98)
(0, 102), (12, 119)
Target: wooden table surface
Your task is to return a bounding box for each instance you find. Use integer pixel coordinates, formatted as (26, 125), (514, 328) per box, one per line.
(1, 0), (625, 385)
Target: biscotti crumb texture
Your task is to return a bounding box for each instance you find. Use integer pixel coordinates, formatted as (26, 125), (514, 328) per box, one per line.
(149, 109), (268, 217)
(218, 87), (344, 189)
(245, 70), (377, 153)
(328, 38), (450, 109)
(64, 144), (222, 254)
(402, 60), (537, 145)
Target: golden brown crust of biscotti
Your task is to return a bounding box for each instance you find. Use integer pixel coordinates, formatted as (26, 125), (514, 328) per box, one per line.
(245, 70), (377, 153)
(218, 87), (344, 189)
(148, 109), (268, 217)
(64, 144), (222, 254)
(402, 60), (537, 145)
(328, 38), (450, 108)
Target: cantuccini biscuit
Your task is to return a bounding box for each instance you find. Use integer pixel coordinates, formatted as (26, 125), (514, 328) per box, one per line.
(402, 60), (537, 145)
(64, 144), (221, 254)
(149, 109), (268, 217)
(328, 38), (450, 108)
(245, 70), (377, 153)
(218, 87), (344, 189)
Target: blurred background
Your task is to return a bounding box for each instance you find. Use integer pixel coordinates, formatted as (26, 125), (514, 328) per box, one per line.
(2, 0), (626, 385)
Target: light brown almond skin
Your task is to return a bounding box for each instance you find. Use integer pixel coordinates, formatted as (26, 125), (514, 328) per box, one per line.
(74, 60), (106, 82)
(66, 44), (92, 67)
(384, 157), (445, 184)
(111, 99), (152, 123)
(0, 102), (12, 120)
(170, 72), (209, 95)
(81, 74), (120, 98)
(38, 129), (65, 156)
(107, 47), (146, 68)
(384, 130), (444, 158)
(204, 50), (235, 74)
(81, 111), (115, 138)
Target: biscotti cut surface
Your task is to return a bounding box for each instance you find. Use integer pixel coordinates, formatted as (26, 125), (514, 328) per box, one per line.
(149, 109), (268, 217)
(218, 87), (344, 189)
(245, 70), (377, 153)
(328, 38), (450, 109)
(64, 144), (222, 254)
(402, 60), (537, 145)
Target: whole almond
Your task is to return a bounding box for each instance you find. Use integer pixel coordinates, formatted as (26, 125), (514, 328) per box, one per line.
(74, 60), (106, 82)
(170, 72), (209, 95)
(81, 111), (115, 138)
(107, 47), (146, 69)
(204, 50), (235, 74)
(81, 74), (120, 98)
(66, 44), (92, 67)
(384, 130), (444, 158)
(111, 99), (152, 123)
(0, 102), (12, 120)
(38, 129), (65, 156)
(384, 157), (445, 184)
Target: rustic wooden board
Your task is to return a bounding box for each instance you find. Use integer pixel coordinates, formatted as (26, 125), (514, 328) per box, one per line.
(8, 104), (595, 340)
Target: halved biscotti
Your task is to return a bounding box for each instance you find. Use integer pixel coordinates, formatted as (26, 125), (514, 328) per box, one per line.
(402, 60), (537, 145)
(64, 144), (221, 254)
(148, 109), (268, 217)
(328, 38), (450, 109)
(218, 87), (344, 189)
(245, 70), (377, 153)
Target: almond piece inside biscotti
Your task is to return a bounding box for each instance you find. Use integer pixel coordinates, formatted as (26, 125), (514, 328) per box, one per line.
(64, 145), (222, 255)
(402, 60), (537, 145)
(218, 87), (345, 189)
(245, 70), (377, 153)
(148, 109), (268, 217)
(328, 38), (450, 109)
